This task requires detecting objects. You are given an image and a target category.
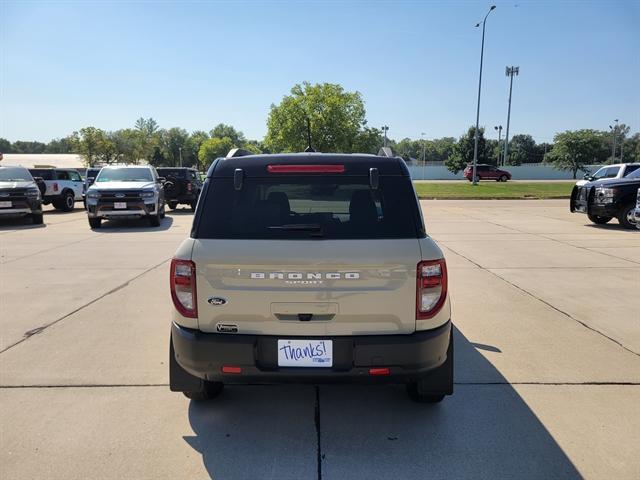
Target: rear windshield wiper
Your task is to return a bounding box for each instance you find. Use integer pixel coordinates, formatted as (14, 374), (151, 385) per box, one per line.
(269, 223), (322, 231)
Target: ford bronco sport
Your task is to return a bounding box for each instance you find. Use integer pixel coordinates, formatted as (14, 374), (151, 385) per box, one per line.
(170, 151), (453, 403)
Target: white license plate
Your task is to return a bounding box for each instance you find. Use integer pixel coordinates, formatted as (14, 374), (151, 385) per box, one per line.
(114, 202), (127, 209)
(0, 201), (12, 208)
(277, 339), (333, 367)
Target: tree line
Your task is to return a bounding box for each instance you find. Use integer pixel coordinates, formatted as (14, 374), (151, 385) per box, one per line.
(1, 82), (638, 178)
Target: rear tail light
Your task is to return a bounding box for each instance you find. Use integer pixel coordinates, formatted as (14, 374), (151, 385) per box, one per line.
(222, 365), (242, 374)
(416, 259), (447, 319)
(53, 182), (59, 192)
(369, 368), (390, 376)
(267, 164), (345, 174)
(170, 259), (197, 318)
(186, 182), (192, 192)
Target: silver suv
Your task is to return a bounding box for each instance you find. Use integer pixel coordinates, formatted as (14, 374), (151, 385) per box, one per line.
(85, 165), (165, 229)
(169, 151), (453, 403)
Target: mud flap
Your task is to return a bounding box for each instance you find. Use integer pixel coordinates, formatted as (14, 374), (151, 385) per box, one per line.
(416, 331), (454, 396)
(169, 335), (204, 393)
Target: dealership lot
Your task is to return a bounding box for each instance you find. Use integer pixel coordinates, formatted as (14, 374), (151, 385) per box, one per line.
(1, 200), (639, 479)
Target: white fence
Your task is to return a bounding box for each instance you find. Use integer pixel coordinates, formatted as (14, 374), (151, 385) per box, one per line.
(407, 163), (602, 180)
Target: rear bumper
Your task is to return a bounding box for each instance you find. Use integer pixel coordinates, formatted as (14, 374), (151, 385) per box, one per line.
(171, 320), (451, 385)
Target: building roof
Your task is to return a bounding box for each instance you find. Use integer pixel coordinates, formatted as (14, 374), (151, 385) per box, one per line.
(0, 154), (85, 169)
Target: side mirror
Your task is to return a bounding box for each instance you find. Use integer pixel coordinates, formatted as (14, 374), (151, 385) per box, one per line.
(157, 177), (166, 183)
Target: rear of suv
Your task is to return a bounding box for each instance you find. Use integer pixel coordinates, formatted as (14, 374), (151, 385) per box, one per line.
(28, 168), (83, 211)
(156, 167), (202, 211)
(170, 151), (453, 403)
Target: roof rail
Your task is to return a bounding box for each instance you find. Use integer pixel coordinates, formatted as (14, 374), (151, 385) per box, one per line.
(226, 148), (254, 158)
(377, 147), (394, 157)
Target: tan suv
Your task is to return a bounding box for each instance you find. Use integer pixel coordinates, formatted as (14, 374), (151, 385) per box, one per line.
(169, 151), (453, 403)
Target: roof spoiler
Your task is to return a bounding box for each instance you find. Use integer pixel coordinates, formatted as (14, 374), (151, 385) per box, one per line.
(226, 148), (254, 158)
(377, 147), (394, 157)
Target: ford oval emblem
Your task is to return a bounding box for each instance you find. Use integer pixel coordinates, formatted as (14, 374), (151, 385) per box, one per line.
(208, 297), (227, 306)
(115, 193), (125, 198)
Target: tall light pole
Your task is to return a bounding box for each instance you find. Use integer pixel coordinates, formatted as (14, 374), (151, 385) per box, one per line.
(381, 125), (389, 147)
(494, 125), (503, 165)
(421, 132), (427, 180)
(178, 146), (183, 167)
(609, 119), (619, 162)
(471, 5), (497, 186)
(503, 66), (519, 166)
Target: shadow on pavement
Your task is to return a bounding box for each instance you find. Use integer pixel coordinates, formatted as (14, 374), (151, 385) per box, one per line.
(94, 216), (174, 232)
(185, 327), (581, 479)
(0, 217), (46, 230)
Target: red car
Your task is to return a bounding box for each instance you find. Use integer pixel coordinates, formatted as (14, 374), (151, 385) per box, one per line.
(463, 164), (512, 182)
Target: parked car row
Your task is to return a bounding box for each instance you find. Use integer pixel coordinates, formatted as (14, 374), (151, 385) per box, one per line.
(570, 163), (640, 229)
(0, 164), (203, 228)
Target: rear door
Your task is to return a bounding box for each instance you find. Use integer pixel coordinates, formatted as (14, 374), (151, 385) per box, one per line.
(192, 173), (423, 336)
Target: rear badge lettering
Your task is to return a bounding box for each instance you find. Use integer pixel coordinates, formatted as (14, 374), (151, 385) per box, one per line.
(250, 271), (360, 282)
(216, 323), (238, 333)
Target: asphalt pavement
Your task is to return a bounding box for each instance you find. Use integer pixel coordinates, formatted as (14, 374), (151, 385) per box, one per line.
(1, 200), (639, 479)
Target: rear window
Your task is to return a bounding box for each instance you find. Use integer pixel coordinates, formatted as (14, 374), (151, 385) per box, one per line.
(29, 169), (55, 180)
(157, 169), (186, 179)
(195, 176), (422, 239)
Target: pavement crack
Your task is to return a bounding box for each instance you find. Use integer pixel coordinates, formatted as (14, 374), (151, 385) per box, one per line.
(315, 385), (322, 480)
(442, 243), (640, 358)
(0, 258), (171, 355)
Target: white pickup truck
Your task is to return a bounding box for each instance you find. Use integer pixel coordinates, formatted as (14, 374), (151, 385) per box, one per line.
(169, 150), (453, 403)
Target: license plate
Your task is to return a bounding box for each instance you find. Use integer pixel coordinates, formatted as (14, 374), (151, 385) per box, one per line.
(277, 339), (333, 367)
(0, 201), (12, 208)
(114, 202), (127, 209)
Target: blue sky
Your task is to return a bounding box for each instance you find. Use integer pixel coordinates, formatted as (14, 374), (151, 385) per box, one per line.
(1, 0), (639, 144)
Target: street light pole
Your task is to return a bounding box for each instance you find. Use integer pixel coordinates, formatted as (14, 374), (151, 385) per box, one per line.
(178, 147), (183, 167)
(494, 125), (502, 165)
(609, 119), (619, 161)
(421, 132), (427, 180)
(381, 125), (389, 148)
(472, 5), (496, 186)
(503, 66), (519, 166)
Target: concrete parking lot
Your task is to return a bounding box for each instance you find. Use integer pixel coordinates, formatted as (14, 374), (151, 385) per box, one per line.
(1, 200), (639, 479)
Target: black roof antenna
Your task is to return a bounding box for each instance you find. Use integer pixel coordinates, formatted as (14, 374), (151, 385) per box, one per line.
(304, 117), (315, 152)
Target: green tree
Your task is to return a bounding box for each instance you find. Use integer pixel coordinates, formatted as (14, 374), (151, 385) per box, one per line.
(198, 137), (235, 169)
(352, 127), (383, 155)
(210, 124), (245, 146)
(507, 134), (538, 165)
(45, 137), (73, 153)
(445, 126), (487, 174)
(70, 127), (112, 166)
(545, 129), (603, 179)
(0, 138), (12, 153)
(621, 133), (640, 162)
(265, 82), (368, 153)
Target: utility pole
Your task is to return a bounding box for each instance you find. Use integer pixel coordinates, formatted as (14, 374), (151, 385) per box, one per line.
(472, 5), (497, 185)
(494, 125), (503, 166)
(381, 125), (389, 147)
(178, 146), (183, 167)
(503, 66), (519, 166)
(609, 119), (619, 162)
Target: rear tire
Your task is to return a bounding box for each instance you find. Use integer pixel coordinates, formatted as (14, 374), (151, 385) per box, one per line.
(499, 175), (508, 182)
(587, 214), (612, 225)
(617, 204), (636, 229)
(57, 190), (75, 212)
(407, 330), (453, 403)
(183, 381), (224, 401)
(88, 217), (102, 229)
(31, 213), (43, 225)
